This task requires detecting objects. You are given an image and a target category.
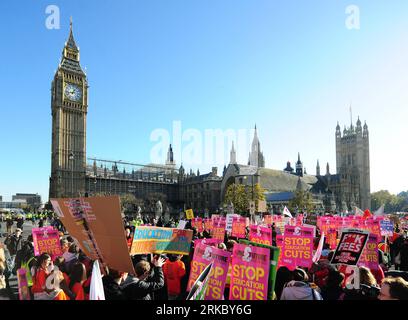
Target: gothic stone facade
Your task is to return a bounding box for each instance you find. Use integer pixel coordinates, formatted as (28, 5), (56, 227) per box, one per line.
(333, 119), (371, 210)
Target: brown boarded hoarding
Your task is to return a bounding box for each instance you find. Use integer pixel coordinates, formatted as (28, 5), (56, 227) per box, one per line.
(50, 196), (135, 274)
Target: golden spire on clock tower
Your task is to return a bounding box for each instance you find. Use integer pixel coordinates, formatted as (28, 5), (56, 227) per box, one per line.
(63, 17), (80, 62)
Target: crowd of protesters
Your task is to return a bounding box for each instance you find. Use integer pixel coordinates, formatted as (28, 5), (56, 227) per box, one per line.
(1, 212), (408, 301)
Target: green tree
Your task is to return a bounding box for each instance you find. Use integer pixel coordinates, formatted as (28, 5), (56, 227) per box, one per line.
(253, 183), (266, 212)
(288, 190), (314, 213)
(371, 190), (408, 213)
(371, 190), (393, 212)
(224, 183), (247, 214)
(224, 183), (265, 215)
(120, 194), (139, 214)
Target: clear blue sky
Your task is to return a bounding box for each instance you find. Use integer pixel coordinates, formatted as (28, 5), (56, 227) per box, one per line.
(0, 0), (407, 203)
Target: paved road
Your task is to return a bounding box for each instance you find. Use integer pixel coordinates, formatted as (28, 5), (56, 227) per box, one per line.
(0, 220), (45, 300)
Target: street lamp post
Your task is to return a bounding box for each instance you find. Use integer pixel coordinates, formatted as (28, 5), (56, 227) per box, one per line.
(251, 175), (254, 201)
(69, 152), (74, 197)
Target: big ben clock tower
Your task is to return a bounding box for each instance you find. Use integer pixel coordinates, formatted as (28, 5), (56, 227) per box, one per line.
(49, 19), (88, 199)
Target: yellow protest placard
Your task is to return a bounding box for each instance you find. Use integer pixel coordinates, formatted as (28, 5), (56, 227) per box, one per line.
(186, 209), (194, 220)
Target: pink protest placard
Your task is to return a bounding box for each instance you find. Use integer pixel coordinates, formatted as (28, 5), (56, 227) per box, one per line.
(276, 235), (283, 248)
(317, 216), (332, 230)
(32, 227), (63, 258)
(276, 234), (284, 268)
(212, 218), (226, 242)
(319, 217), (334, 235)
(203, 218), (214, 232)
(229, 243), (270, 300)
(350, 216), (363, 229)
(367, 220), (382, 239)
(263, 215), (273, 225)
(249, 225), (272, 246)
(211, 214), (221, 221)
(281, 225), (314, 270)
(187, 243), (231, 300)
(327, 228), (338, 250)
(296, 214), (304, 226)
(17, 268), (31, 300)
(358, 234), (380, 271)
(336, 217), (353, 232)
(191, 217), (204, 233)
(194, 238), (221, 248)
(212, 216), (225, 224)
(231, 216), (246, 239)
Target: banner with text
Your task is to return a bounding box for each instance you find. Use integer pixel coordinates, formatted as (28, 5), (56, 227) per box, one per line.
(32, 227), (63, 259)
(358, 234), (380, 271)
(281, 225), (314, 269)
(131, 226), (193, 256)
(203, 218), (214, 232)
(212, 218), (226, 242)
(226, 214), (239, 233)
(187, 243), (231, 300)
(330, 229), (369, 266)
(186, 209), (194, 220)
(50, 196), (135, 274)
(229, 244), (270, 300)
(249, 225), (272, 246)
(192, 218), (204, 233)
(231, 216), (247, 239)
(380, 220), (394, 237)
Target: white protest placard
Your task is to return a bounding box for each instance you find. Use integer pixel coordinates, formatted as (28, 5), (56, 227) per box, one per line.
(177, 220), (187, 230)
(226, 214), (239, 233)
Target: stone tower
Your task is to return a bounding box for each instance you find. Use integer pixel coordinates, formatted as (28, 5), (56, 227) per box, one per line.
(295, 153), (303, 177)
(335, 118), (371, 210)
(230, 141), (237, 164)
(248, 125), (265, 168)
(166, 144), (175, 166)
(49, 20), (88, 199)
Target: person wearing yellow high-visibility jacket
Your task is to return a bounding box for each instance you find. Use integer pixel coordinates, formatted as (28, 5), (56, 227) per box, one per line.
(6, 214), (13, 234)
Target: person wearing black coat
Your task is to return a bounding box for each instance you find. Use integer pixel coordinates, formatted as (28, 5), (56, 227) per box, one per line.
(121, 256), (165, 300)
(321, 270), (344, 300)
(102, 268), (126, 300)
(4, 229), (23, 256)
(399, 238), (408, 271)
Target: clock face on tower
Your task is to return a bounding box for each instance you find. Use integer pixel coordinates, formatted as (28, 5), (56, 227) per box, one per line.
(64, 83), (82, 102)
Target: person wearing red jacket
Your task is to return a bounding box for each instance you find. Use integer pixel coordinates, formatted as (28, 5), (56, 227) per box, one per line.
(162, 254), (186, 300)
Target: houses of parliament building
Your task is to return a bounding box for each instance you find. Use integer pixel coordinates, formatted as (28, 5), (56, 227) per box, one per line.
(49, 23), (371, 215)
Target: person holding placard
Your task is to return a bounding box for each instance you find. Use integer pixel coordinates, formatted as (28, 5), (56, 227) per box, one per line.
(31, 253), (52, 299)
(121, 256), (165, 300)
(29, 254), (68, 301)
